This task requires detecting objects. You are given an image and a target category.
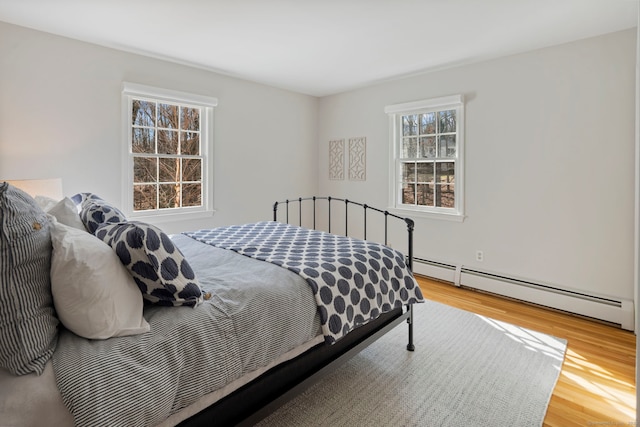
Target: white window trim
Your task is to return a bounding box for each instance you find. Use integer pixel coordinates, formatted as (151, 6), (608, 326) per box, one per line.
(121, 82), (218, 222)
(385, 94), (465, 222)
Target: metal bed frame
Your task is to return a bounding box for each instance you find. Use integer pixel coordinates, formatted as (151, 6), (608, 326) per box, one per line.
(180, 197), (417, 426)
(273, 196), (416, 351)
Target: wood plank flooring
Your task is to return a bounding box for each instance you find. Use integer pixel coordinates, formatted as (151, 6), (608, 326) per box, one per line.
(416, 275), (636, 426)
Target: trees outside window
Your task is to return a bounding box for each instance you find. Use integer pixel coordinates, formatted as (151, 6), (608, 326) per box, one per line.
(386, 95), (464, 220)
(122, 83), (217, 219)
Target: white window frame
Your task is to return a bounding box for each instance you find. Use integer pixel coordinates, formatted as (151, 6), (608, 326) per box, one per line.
(385, 95), (465, 222)
(121, 82), (217, 223)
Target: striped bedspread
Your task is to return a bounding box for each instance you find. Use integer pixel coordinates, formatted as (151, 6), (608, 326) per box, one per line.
(52, 235), (320, 427)
(184, 221), (424, 344)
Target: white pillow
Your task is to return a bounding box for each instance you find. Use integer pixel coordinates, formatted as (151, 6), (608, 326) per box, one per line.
(50, 218), (150, 339)
(36, 196), (86, 230)
(47, 197), (86, 230)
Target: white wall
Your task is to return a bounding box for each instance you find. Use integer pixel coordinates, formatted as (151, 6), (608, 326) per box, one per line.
(0, 21), (637, 303)
(0, 22), (319, 233)
(318, 29), (637, 302)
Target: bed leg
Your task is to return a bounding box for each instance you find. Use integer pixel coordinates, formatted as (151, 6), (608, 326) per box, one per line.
(406, 304), (415, 351)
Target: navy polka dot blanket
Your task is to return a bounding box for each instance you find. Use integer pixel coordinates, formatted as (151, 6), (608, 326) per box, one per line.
(184, 221), (424, 343)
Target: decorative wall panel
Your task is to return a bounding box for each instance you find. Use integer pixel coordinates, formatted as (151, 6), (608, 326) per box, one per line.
(348, 137), (366, 181)
(329, 139), (344, 180)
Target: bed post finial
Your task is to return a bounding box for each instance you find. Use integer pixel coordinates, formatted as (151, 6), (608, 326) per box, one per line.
(273, 201), (279, 221)
(404, 217), (414, 271)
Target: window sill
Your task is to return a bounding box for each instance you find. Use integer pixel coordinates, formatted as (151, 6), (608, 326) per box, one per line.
(388, 207), (465, 222)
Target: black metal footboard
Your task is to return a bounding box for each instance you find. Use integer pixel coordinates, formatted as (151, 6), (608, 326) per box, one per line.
(179, 197), (420, 426)
(273, 196), (417, 351)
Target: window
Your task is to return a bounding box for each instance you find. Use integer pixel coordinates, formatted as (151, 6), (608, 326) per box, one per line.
(121, 83), (217, 220)
(385, 95), (464, 221)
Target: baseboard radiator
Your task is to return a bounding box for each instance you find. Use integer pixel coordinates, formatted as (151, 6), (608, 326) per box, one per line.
(413, 257), (635, 331)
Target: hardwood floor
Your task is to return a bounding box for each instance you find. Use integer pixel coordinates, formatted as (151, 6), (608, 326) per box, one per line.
(416, 275), (636, 427)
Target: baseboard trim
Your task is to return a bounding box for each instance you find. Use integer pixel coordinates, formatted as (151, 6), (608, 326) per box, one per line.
(413, 258), (635, 331)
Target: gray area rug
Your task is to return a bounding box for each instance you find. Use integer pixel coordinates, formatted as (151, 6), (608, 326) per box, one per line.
(255, 300), (567, 427)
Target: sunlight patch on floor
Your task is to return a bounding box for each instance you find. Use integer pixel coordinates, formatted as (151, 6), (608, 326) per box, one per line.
(476, 314), (566, 361)
(479, 315), (636, 422)
(563, 349), (633, 389)
(561, 369), (636, 420)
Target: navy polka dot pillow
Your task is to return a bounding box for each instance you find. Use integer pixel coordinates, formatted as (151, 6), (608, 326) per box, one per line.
(70, 192), (95, 210)
(95, 221), (204, 307)
(73, 193), (127, 234)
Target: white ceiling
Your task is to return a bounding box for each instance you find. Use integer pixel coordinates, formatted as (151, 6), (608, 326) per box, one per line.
(0, 0), (637, 96)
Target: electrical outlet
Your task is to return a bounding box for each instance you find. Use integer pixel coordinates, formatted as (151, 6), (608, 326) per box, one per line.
(475, 250), (484, 262)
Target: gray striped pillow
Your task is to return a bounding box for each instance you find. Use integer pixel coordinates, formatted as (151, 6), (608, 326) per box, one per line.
(0, 183), (59, 375)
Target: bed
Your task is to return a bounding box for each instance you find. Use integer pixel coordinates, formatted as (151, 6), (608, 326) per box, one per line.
(0, 184), (423, 427)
